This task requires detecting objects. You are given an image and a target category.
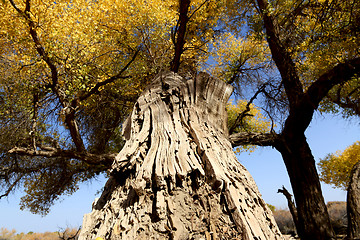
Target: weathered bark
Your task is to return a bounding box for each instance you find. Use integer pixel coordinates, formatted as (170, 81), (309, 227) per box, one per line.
(229, 132), (278, 147)
(347, 160), (360, 239)
(79, 72), (283, 239)
(275, 134), (335, 240)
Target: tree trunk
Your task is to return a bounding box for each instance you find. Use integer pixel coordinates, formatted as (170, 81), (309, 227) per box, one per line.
(276, 134), (335, 240)
(79, 72), (283, 239)
(347, 160), (360, 239)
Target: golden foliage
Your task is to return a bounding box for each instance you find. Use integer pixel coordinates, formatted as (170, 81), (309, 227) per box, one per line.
(0, 0), (245, 215)
(209, 32), (271, 82)
(1, 0), (359, 215)
(227, 99), (272, 153)
(318, 141), (360, 190)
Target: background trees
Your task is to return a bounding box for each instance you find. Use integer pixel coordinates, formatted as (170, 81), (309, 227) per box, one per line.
(319, 141), (360, 239)
(0, 227), (80, 240)
(223, 0), (359, 238)
(1, 0), (182, 214)
(1, 0), (360, 239)
(319, 141), (360, 190)
(0, 0), (265, 216)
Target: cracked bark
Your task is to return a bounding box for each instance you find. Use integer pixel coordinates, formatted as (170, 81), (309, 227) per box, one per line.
(79, 72), (283, 239)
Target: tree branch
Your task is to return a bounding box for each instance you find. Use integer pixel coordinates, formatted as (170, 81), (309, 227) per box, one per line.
(225, 55), (252, 85)
(0, 175), (23, 199)
(58, 227), (81, 240)
(9, 0), (60, 90)
(78, 47), (141, 102)
(229, 132), (279, 148)
(170, 0), (191, 73)
(8, 0), (89, 153)
(228, 84), (266, 135)
(8, 146), (115, 167)
(187, 0), (210, 21)
(278, 186), (300, 233)
(256, 0), (303, 107)
(283, 58), (360, 135)
(306, 58), (360, 108)
(31, 91), (39, 151)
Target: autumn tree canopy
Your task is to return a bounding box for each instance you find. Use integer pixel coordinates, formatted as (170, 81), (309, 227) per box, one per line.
(0, 0), (359, 229)
(0, 0), (256, 215)
(319, 141), (360, 190)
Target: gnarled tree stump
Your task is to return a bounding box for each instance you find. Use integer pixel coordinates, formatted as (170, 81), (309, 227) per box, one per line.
(79, 72), (283, 240)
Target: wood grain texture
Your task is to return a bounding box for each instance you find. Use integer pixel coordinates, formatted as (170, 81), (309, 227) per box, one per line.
(79, 72), (283, 239)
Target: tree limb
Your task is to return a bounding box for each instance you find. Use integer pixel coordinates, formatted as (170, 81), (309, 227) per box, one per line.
(78, 47), (141, 102)
(283, 58), (360, 135)
(8, 0), (86, 152)
(9, 0), (60, 91)
(229, 132), (278, 148)
(306, 58), (360, 109)
(170, 0), (191, 73)
(8, 146), (115, 167)
(228, 84), (267, 135)
(256, 0), (304, 107)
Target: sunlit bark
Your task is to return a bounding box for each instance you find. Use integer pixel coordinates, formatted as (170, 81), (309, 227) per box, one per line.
(79, 72), (283, 239)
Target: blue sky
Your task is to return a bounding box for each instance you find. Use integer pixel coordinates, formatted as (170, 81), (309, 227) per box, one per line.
(0, 113), (359, 234)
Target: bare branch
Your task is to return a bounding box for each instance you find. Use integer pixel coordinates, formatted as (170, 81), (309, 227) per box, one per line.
(57, 227), (81, 240)
(228, 84), (266, 135)
(0, 175), (23, 199)
(225, 55), (252, 85)
(8, 146), (115, 167)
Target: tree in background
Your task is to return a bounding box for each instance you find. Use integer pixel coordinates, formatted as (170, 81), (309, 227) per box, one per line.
(1, 0), (282, 239)
(224, 0), (360, 238)
(319, 141), (360, 190)
(1, 0), (360, 239)
(319, 141), (360, 239)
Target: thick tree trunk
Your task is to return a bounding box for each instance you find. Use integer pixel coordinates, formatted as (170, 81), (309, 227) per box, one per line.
(347, 160), (360, 240)
(79, 72), (283, 239)
(276, 134), (335, 240)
